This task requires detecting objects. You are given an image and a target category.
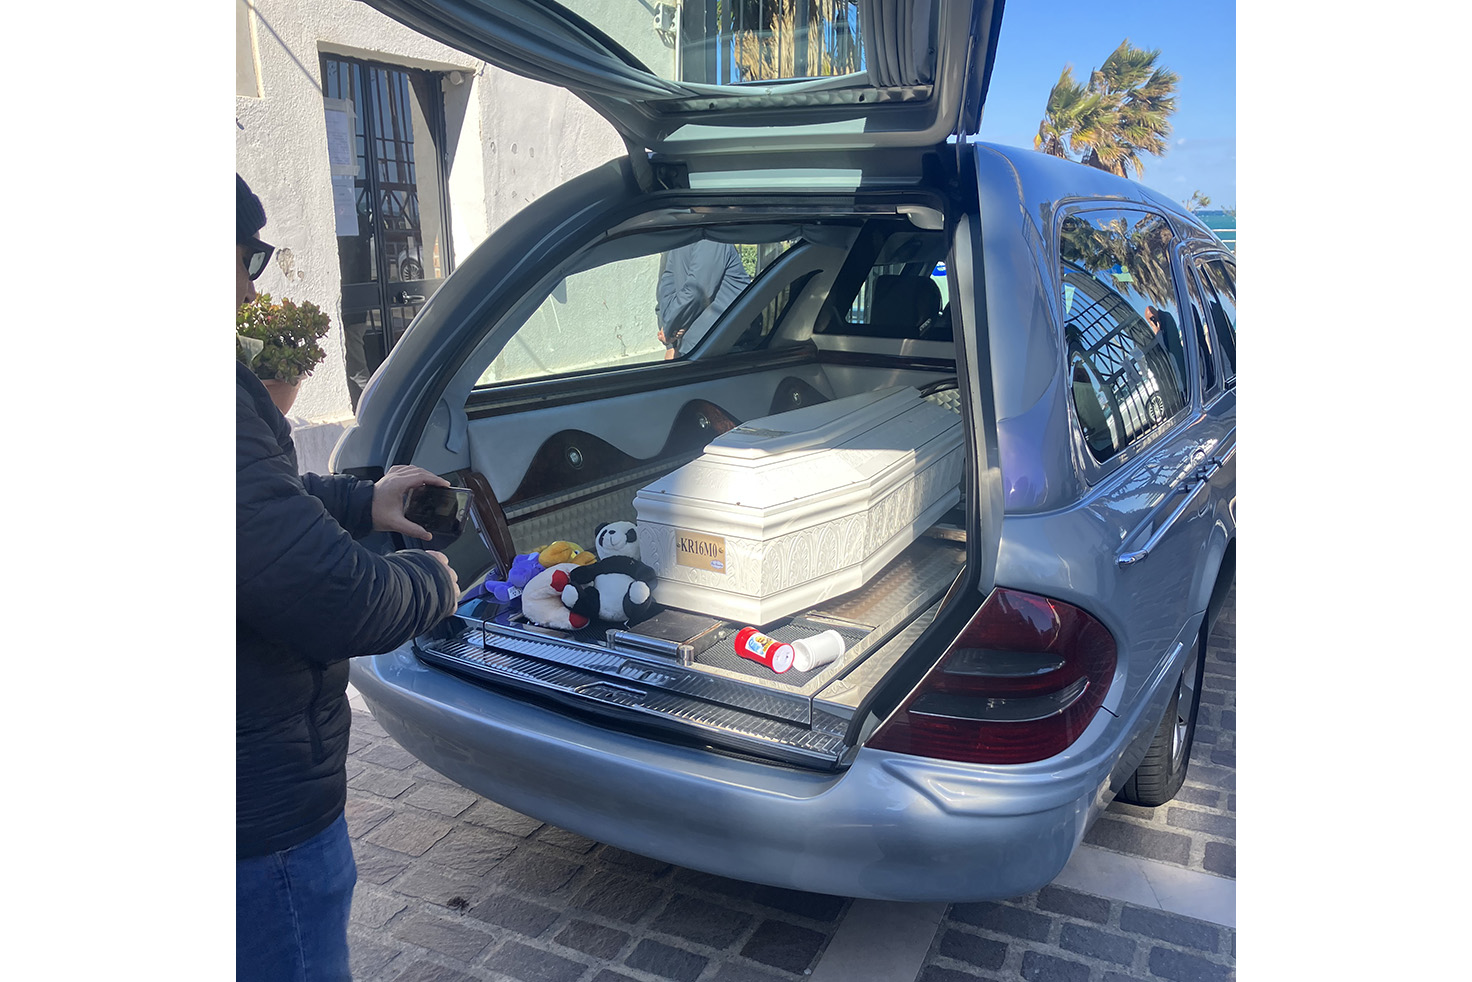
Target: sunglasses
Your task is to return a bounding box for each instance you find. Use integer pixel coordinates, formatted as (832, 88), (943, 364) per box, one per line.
(241, 237), (275, 281)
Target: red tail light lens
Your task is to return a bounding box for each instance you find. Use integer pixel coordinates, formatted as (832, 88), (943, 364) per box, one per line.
(866, 588), (1117, 764)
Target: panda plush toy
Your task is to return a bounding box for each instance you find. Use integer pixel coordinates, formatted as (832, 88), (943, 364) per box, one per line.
(558, 521), (658, 624)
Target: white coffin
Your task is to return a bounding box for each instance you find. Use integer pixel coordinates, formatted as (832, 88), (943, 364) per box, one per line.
(635, 386), (965, 624)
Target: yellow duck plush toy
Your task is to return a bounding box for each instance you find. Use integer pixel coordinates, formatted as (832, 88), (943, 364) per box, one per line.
(535, 541), (597, 567)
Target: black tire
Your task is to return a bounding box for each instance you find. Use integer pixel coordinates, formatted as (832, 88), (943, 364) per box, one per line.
(1118, 631), (1207, 806)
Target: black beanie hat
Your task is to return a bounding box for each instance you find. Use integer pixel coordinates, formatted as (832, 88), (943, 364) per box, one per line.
(237, 174), (267, 244)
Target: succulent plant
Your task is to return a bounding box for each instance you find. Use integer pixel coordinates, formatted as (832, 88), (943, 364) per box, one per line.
(236, 293), (332, 386)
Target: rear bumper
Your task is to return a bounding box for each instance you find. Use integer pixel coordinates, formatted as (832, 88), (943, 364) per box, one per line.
(350, 646), (1123, 902)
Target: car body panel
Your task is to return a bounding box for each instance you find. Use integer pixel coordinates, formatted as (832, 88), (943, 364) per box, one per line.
(333, 93), (1234, 896)
(350, 607), (1199, 901)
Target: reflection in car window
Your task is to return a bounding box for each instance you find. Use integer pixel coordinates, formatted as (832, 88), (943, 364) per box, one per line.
(1196, 258), (1237, 385)
(1059, 209), (1188, 461)
(475, 237), (792, 387)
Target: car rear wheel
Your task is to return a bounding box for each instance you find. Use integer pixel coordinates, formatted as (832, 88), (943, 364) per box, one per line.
(1118, 630), (1206, 806)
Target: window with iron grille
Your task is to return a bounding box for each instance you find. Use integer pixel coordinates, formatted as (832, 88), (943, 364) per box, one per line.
(1059, 209), (1189, 461)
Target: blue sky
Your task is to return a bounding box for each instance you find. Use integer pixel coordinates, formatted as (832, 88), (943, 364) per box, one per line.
(978, 1), (1236, 209)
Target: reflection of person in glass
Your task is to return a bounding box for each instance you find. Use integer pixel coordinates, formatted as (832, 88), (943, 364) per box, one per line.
(1145, 304), (1186, 368)
(656, 241), (752, 359)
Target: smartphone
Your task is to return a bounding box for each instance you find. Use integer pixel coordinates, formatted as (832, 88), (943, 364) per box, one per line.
(403, 485), (473, 539)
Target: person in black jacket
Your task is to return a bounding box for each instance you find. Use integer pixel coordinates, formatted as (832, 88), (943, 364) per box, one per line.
(235, 174), (460, 982)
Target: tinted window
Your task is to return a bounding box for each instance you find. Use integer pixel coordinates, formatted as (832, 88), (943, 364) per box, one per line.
(1196, 258), (1237, 384)
(474, 236), (792, 387)
(834, 232), (950, 341)
(1059, 209), (1188, 461)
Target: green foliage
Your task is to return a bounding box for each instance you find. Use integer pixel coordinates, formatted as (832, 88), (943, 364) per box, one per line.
(236, 293), (332, 385)
(1035, 39), (1179, 180)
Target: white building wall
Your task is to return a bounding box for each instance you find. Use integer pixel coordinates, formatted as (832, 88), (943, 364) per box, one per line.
(235, 0), (624, 472)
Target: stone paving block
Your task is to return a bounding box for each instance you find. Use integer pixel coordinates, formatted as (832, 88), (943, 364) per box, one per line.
(493, 848), (585, 896)
(1107, 800), (1159, 820)
(1209, 746), (1235, 767)
(387, 959), (481, 982)
(1019, 949), (1090, 982)
(1083, 817), (1192, 865)
(346, 758), (369, 783)
(535, 826), (601, 854)
(363, 810), (457, 858)
(1193, 725), (1219, 746)
(350, 762), (419, 799)
(598, 846), (673, 876)
(671, 867), (758, 903)
(347, 934), (403, 980)
(389, 862), (497, 911)
(1174, 784), (1221, 808)
(625, 938), (710, 982)
(461, 798), (544, 837)
(493, 939), (592, 982)
(1226, 794), (1235, 813)
(347, 728), (374, 755)
(401, 781), (479, 819)
(705, 961), (801, 982)
(740, 919), (828, 974)
(346, 797), (397, 838)
(351, 886), (410, 929)
(749, 885), (848, 923)
(591, 971), (645, 982)
(352, 711), (391, 741)
(921, 967), (1000, 982)
(949, 901), (1052, 941)
(937, 927), (1007, 970)
(555, 919), (631, 960)
(362, 742), (422, 770)
(1165, 807), (1236, 837)
(1220, 710), (1235, 730)
(466, 891), (560, 937)
(1184, 763), (1235, 792)
(650, 892), (754, 949)
(1117, 907), (1220, 952)
(389, 909), (496, 962)
(1059, 923), (1137, 965)
(354, 841), (414, 885)
(418, 826), (518, 877)
(1036, 885), (1111, 925)
(571, 872), (665, 924)
(1203, 841), (1236, 878)
(1147, 945), (1233, 982)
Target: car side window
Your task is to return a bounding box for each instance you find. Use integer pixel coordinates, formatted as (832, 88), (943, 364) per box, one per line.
(1183, 264), (1221, 399)
(1195, 257), (1237, 386)
(1058, 209), (1189, 461)
(474, 237), (791, 388)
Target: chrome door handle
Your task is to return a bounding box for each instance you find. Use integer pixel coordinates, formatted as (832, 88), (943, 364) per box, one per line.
(393, 291), (426, 304)
(1117, 480), (1208, 567)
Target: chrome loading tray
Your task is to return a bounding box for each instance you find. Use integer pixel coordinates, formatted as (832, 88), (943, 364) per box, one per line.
(413, 535), (964, 768)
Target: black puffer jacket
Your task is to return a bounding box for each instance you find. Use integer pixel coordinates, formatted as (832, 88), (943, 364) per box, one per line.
(237, 362), (456, 859)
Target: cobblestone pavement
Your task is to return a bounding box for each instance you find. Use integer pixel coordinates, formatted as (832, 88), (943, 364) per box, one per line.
(342, 589), (1235, 982)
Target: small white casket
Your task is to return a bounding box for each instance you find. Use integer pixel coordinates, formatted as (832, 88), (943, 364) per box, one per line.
(635, 386), (965, 624)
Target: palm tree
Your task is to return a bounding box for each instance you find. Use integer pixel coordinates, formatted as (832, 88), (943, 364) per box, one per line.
(731, 1), (861, 82)
(1035, 40), (1179, 180)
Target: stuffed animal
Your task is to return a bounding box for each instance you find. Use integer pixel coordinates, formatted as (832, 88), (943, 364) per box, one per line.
(559, 521), (658, 624)
(535, 540), (597, 567)
(462, 552), (545, 606)
(520, 563), (591, 630)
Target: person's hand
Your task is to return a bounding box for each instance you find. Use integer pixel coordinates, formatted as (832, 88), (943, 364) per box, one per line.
(372, 465), (450, 540)
(425, 550), (461, 597)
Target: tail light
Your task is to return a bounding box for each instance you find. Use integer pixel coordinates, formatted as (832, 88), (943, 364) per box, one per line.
(866, 588), (1117, 764)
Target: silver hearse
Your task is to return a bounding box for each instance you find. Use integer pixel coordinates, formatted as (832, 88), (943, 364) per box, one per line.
(339, 0), (1237, 901)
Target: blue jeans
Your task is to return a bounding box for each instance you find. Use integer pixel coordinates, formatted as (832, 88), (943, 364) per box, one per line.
(237, 814), (357, 982)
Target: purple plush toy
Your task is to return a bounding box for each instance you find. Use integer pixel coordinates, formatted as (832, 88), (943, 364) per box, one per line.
(462, 552), (546, 607)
